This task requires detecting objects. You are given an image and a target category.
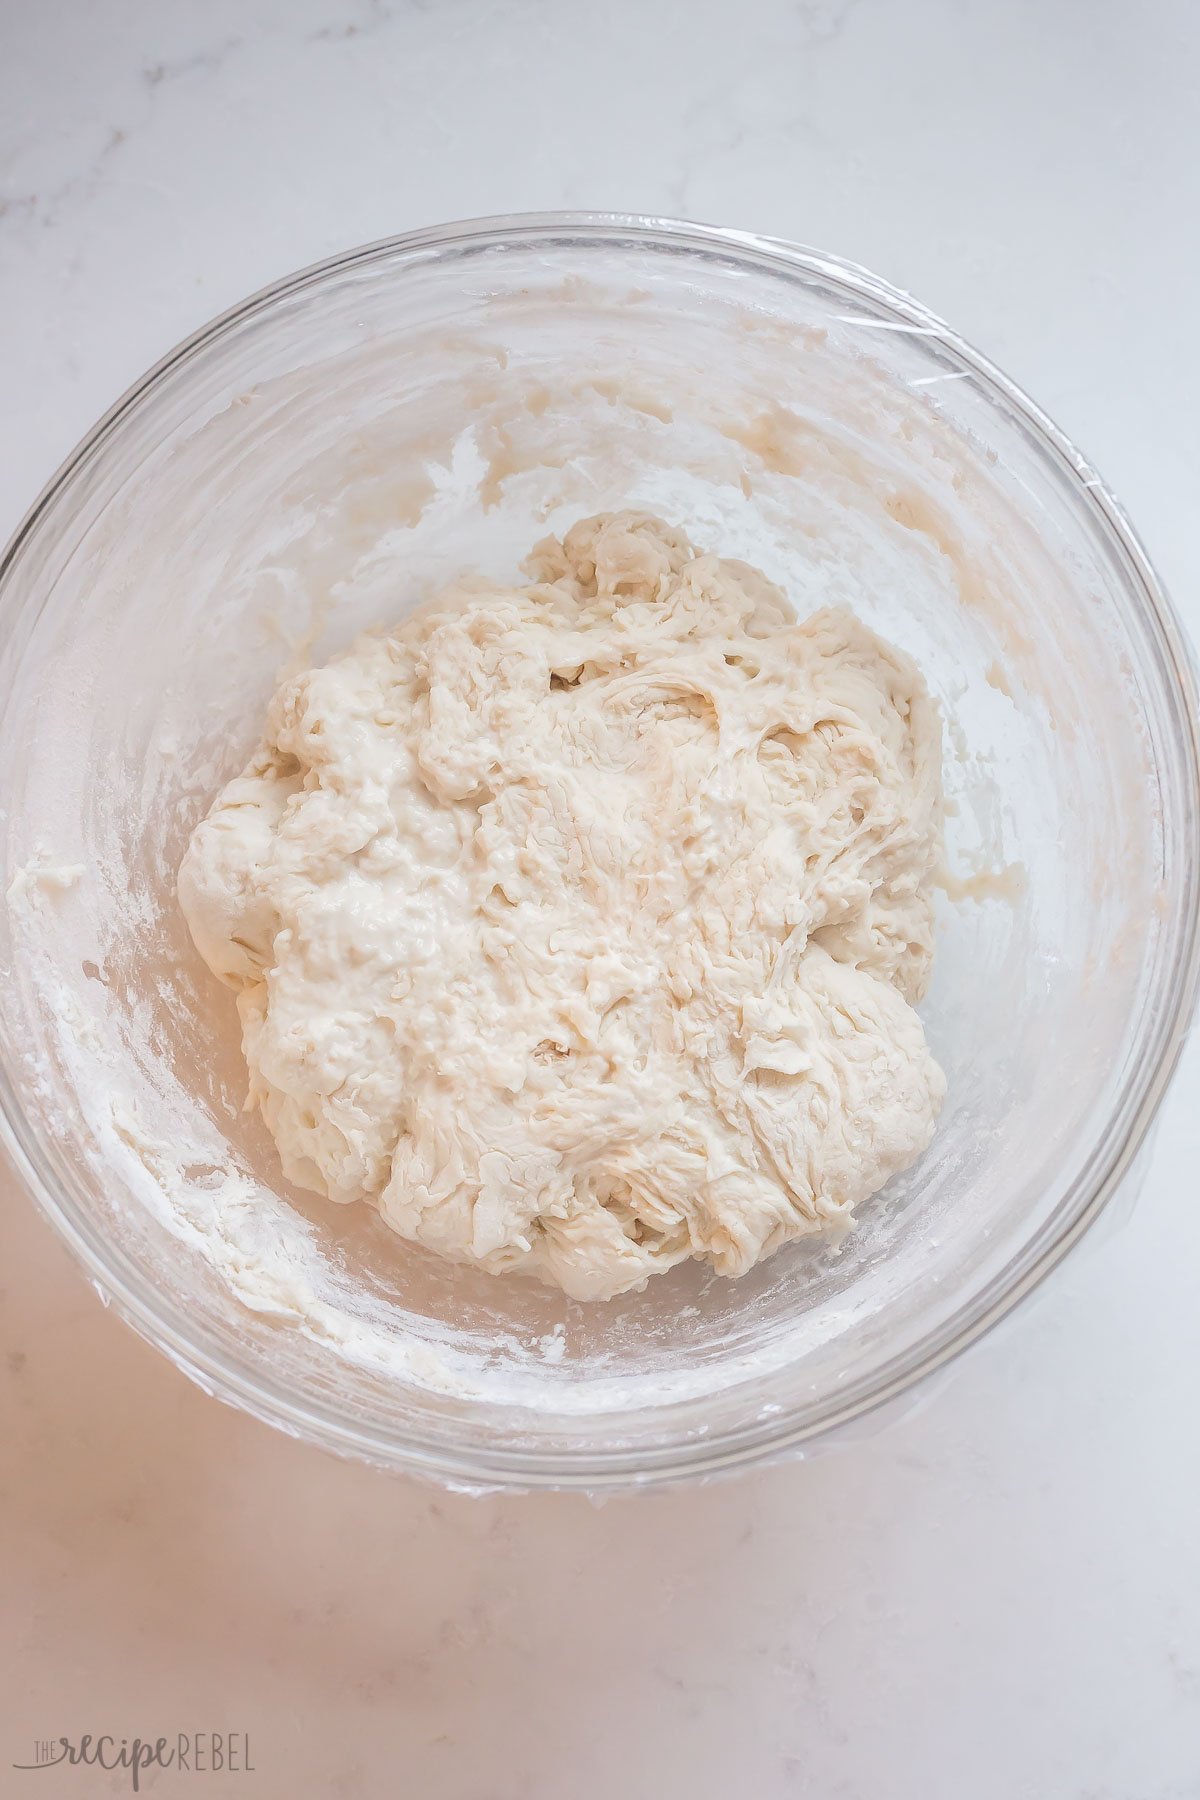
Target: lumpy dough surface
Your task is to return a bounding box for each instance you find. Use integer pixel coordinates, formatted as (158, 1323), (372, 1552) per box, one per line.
(180, 514), (946, 1301)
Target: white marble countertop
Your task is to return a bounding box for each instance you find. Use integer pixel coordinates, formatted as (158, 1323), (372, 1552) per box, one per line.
(3, 2), (1199, 1795)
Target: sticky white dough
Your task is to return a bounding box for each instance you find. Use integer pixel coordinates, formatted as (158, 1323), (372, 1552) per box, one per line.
(180, 513), (945, 1301)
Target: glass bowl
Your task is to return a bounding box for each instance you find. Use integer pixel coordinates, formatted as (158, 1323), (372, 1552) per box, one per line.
(1, 213), (1197, 1492)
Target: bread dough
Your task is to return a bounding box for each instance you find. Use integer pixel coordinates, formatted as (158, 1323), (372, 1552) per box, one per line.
(180, 513), (945, 1302)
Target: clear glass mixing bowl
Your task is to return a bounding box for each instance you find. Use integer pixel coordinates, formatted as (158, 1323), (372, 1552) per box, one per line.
(1, 214), (1197, 1492)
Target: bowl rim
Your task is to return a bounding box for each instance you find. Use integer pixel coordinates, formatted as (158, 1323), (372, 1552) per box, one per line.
(2, 208), (1198, 1491)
